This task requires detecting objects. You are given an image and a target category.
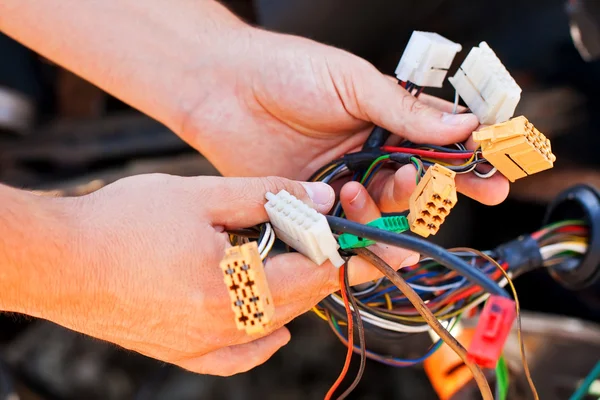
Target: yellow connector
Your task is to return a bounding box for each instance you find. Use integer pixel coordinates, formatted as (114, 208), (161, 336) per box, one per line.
(472, 116), (556, 182)
(220, 241), (274, 334)
(408, 164), (457, 238)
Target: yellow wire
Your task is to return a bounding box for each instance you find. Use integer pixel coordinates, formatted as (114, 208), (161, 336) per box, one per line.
(384, 293), (393, 310)
(311, 307), (329, 321)
(422, 148), (479, 168)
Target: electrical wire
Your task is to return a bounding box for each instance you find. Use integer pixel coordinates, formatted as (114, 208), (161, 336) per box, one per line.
(570, 361), (600, 400)
(381, 146), (474, 159)
(325, 264), (354, 400)
(325, 216), (508, 298)
(337, 258), (366, 400)
(353, 248), (493, 400)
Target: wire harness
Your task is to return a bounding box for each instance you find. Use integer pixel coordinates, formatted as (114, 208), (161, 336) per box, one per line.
(264, 190), (344, 267)
(220, 242), (274, 334)
(449, 42), (522, 124)
(395, 31), (462, 88)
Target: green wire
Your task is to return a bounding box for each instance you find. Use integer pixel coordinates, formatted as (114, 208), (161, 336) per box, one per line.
(541, 219), (586, 231)
(360, 155), (390, 185)
(570, 361), (600, 400)
(410, 156), (422, 184)
(495, 355), (509, 400)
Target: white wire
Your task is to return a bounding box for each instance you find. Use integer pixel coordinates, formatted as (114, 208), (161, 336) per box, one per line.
(328, 293), (456, 333)
(540, 243), (587, 260)
(352, 278), (385, 296)
(257, 223), (272, 254)
(409, 279), (466, 292)
(473, 167), (498, 179)
(260, 224), (276, 260)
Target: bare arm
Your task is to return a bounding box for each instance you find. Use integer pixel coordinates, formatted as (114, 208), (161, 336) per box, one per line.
(0, 0), (246, 133)
(0, 185), (84, 319)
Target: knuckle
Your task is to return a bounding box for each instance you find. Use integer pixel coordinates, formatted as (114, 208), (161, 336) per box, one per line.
(259, 176), (304, 199)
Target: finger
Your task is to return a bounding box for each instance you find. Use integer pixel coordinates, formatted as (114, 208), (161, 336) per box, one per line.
(418, 93), (468, 114)
(347, 62), (479, 144)
(455, 172), (510, 205)
(202, 176), (335, 228)
(177, 327), (291, 376)
(369, 164), (418, 213)
(340, 180), (418, 267)
(339, 181), (381, 223)
(266, 248), (416, 303)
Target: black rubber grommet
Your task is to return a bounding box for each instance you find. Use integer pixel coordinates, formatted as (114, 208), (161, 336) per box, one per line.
(543, 184), (600, 290)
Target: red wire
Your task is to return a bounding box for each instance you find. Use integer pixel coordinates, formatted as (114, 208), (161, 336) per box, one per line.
(554, 226), (588, 234)
(381, 146), (474, 159)
(325, 266), (354, 400)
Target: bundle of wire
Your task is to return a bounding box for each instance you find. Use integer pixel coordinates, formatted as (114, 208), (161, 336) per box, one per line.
(228, 222), (275, 261)
(314, 219), (589, 365)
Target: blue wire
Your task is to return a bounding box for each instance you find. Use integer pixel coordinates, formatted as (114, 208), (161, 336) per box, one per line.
(332, 317), (443, 367)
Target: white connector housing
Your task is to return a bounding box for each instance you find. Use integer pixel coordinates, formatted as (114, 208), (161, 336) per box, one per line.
(264, 190), (344, 268)
(395, 31), (462, 88)
(448, 42), (522, 125)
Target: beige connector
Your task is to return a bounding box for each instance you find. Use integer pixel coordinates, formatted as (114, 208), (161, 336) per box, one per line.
(220, 242), (274, 334)
(408, 164), (457, 238)
(473, 116), (556, 182)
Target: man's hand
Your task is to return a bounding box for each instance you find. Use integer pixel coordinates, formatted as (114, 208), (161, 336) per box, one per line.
(179, 27), (509, 212)
(1, 0), (508, 215)
(3, 175), (416, 376)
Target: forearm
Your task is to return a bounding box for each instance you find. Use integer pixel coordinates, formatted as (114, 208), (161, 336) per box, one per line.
(0, 0), (247, 133)
(0, 185), (83, 318)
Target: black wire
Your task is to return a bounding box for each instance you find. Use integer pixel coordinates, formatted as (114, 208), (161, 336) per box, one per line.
(325, 216), (509, 298)
(337, 258), (366, 400)
(226, 228), (261, 239)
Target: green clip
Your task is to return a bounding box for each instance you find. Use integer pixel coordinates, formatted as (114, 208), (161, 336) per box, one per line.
(338, 216), (409, 250)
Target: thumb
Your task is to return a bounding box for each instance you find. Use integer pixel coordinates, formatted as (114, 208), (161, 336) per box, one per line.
(344, 59), (479, 145)
(204, 176), (334, 228)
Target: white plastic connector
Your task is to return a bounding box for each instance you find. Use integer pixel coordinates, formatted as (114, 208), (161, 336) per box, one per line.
(448, 42), (522, 125)
(395, 31), (462, 88)
(264, 190), (344, 268)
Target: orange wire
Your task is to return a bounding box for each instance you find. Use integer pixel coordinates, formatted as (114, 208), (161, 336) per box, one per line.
(325, 265), (354, 400)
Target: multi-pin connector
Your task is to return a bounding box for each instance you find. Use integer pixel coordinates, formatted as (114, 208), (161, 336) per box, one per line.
(395, 31), (462, 88)
(220, 242), (274, 334)
(407, 164), (457, 238)
(473, 116), (556, 182)
(264, 190), (344, 267)
(338, 216), (409, 250)
(449, 42), (522, 124)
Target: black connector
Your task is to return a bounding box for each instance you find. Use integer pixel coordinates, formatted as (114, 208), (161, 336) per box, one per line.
(362, 125), (391, 150)
(342, 150), (386, 171)
(493, 234), (543, 276)
(544, 184), (600, 290)
(388, 153), (414, 165)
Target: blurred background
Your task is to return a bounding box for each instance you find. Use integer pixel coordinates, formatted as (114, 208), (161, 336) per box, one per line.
(1, 0), (599, 399)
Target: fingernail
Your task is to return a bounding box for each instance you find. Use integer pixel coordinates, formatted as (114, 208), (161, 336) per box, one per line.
(301, 182), (334, 211)
(441, 112), (479, 126)
(349, 188), (366, 209)
(402, 253), (420, 267)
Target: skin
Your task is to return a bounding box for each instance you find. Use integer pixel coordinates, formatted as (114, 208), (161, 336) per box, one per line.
(0, 0), (509, 375)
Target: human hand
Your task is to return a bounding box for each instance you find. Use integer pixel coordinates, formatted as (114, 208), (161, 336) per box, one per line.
(33, 174), (417, 376)
(179, 26), (509, 214)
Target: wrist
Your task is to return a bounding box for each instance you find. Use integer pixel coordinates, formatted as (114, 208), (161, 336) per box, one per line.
(0, 187), (92, 322)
